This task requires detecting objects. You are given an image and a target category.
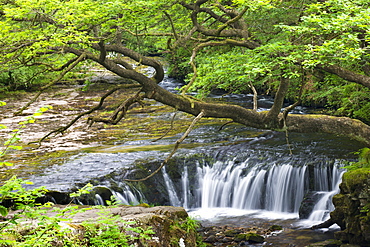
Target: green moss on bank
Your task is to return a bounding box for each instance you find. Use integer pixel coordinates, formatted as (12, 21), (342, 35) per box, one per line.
(343, 168), (370, 190)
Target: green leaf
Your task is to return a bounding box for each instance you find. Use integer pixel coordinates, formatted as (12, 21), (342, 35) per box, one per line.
(0, 205), (8, 217)
(0, 162), (14, 166)
(9, 145), (23, 150)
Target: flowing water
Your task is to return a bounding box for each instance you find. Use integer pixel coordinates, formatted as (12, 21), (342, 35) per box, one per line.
(24, 75), (366, 246)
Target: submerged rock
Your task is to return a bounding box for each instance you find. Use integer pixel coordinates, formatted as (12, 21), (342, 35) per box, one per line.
(199, 225), (273, 246)
(306, 239), (342, 246)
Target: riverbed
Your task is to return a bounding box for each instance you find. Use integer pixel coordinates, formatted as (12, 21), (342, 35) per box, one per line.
(0, 72), (366, 246)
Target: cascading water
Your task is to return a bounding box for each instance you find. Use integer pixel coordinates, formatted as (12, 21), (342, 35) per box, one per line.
(14, 69), (365, 246)
(307, 165), (345, 223)
(162, 166), (182, 206)
(159, 153), (345, 223)
(25, 120), (355, 231)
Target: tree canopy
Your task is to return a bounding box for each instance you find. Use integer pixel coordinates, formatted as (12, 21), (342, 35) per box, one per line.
(1, 0), (370, 147)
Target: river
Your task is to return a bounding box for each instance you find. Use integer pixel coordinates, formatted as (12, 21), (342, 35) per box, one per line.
(21, 74), (365, 246)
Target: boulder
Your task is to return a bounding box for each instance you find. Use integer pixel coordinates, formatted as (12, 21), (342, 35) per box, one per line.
(329, 168), (370, 246)
(4, 205), (198, 247)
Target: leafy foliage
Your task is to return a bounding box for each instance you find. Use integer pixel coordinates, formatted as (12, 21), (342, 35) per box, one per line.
(0, 178), (155, 246)
(176, 0), (370, 123)
(0, 0), (370, 139)
(0, 113), (155, 246)
(82, 211), (154, 247)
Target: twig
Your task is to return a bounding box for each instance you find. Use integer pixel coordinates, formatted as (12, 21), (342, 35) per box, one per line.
(151, 111), (178, 142)
(125, 110), (205, 182)
(248, 82), (258, 111)
(15, 53), (86, 116)
(29, 84), (140, 145)
(219, 120), (234, 131)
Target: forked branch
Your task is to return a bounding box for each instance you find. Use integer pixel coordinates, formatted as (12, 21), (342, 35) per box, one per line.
(30, 84), (140, 145)
(15, 53), (86, 116)
(87, 89), (144, 125)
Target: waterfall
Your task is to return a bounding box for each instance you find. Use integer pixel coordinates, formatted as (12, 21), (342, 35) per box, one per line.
(308, 163), (345, 222)
(162, 166), (182, 206)
(161, 155), (345, 222)
(265, 164), (307, 212)
(95, 194), (104, 205)
(193, 159), (309, 213)
(182, 166), (189, 209)
(113, 189), (140, 205)
(95, 152), (346, 223)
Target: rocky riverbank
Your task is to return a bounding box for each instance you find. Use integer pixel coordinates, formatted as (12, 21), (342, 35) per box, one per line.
(330, 168), (370, 246)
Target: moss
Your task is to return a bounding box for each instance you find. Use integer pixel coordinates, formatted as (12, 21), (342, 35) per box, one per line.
(343, 168), (370, 192)
(0, 149), (78, 181)
(331, 165), (370, 245)
(245, 233), (265, 243)
(269, 225), (283, 231)
(167, 218), (202, 247)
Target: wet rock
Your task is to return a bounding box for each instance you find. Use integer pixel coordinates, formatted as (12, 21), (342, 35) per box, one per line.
(300, 191), (322, 219)
(269, 224), (283, 231)
(244, 232), (265, 243)
(205, 235), (217, 242)
(235, 233), (247, 242)
(220, 236), (233, 243)
(306, 239), (342, 246)
(200, 225), (272, 246)
(224, 229), (241, 237)
(329, 168), (370, 246)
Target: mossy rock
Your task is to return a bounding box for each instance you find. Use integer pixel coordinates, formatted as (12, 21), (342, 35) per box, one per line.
(244, 233), (265, 243)
(234, 234), (247, 242)
(224, 229), (239, 237)
(342, 168), (370, 193)
(269, 225), (283, 231)
(331, 167), (370, 246)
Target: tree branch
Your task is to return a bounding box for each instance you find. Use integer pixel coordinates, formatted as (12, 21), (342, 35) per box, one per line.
(124, 110), (205, 182)
(151, 111), (178, 142)
(317, 64), (370, 89)
(163, 11), (178, 40)
(14, 53), (87, 116)
(87, 89), (144, 125)
(263, 77), (290, 127)
(30, 84), (140, 145)
(216, 6), (248, 36)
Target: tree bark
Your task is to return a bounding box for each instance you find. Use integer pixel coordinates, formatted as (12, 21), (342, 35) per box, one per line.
(60, 46), (370, 147)
(318, 64), (370, 89)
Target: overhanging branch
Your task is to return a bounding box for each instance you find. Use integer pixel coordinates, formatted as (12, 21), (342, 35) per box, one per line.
(30, 83), (141, 145)
(317, 64), (370, 89)
(15, 53), (87, 116)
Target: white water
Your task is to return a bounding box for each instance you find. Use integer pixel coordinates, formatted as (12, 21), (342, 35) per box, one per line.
(307, 165), (345, 223)
(162, 166), (182, 206)
(160, 157), (345, 226)
(95, 153), (345, 227)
